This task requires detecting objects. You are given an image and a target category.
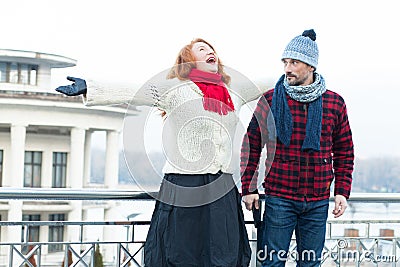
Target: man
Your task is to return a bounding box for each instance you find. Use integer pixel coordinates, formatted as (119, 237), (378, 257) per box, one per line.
(241, 29), (354, 266)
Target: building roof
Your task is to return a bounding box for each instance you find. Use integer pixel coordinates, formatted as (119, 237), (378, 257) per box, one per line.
(0, 90), (81, 102)
(0, 49), (76, 68)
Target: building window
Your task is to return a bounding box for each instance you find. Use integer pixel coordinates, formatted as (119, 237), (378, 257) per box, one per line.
(0, 61), (38, 85)
(0, 63), (7, 82)
(52, 152), (67, 188)
(20, 64), (29, 84)
(22, 214), (40, 254)
(9, 63), (18, 83)
(24, 151), (42, 188)
(48, 214), (65, 252)
(0, 150), (3, 186)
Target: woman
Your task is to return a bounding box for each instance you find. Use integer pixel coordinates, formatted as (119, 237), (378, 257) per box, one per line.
(56, 38), (266, 267)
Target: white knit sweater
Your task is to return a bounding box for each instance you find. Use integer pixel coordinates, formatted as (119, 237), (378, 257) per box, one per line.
(84, 75), (265, 175)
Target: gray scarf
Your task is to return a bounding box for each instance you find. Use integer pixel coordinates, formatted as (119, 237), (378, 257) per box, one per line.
(284, 73), (326, 102)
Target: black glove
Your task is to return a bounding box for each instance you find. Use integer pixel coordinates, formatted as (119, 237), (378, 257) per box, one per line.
(55, 76), (87, 96)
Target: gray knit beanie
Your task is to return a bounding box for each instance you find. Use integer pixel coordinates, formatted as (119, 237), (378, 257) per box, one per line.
(281, 29), (319, 69)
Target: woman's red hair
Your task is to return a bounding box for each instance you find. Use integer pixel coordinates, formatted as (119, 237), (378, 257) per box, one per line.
(167, 38), (231, 85)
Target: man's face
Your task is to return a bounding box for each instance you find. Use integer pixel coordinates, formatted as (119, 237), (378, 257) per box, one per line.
(282, 58), (314, 86)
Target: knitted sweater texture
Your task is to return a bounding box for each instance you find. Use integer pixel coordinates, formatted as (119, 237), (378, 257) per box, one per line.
(84, 77), (264, 175)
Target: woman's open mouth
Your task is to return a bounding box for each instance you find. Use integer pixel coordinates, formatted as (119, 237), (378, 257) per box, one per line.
(206, 56), (216, 64)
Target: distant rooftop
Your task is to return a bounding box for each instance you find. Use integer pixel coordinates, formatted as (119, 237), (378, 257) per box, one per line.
(0, 48), (76, 68)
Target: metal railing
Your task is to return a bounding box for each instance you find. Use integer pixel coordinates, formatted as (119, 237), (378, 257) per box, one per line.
(0, 188), (399, 267)
(0, 220), (148, 267)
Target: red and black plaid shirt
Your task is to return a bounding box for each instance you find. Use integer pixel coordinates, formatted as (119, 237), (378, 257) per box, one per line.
(241, 89), (354, 201)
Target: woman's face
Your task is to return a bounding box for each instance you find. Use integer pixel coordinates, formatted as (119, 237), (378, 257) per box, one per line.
(191, 42), (218, 73)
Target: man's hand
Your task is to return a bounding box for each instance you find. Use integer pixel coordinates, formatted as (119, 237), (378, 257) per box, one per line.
(242, 193), (259, 211)
(332, 194), (348, 218)
(55, 76), (87, 96)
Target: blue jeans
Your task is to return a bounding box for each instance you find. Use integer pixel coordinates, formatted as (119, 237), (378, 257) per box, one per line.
(260, 196), (329, 267)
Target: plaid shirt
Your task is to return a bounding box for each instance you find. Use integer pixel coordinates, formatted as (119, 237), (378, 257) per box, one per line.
(241, 89), (354, 201)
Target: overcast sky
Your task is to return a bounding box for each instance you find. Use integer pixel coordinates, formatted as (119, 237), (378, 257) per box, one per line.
(2, 0), (399, 159)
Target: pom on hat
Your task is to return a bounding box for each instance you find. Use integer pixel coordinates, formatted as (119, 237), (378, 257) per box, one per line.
(302, 29), (316, 41)
(281, 29), (319, 69)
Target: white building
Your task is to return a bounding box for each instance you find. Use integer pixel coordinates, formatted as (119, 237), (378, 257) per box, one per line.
(0, 49), (141, 263)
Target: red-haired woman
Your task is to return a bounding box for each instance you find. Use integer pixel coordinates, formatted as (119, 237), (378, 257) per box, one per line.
(56, 38), (265, 267)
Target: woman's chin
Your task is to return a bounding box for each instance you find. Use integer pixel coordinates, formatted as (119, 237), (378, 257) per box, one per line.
(196, 63), (218, 74)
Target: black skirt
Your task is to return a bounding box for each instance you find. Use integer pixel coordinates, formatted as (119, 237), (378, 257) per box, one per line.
(144, 172), (251, 267)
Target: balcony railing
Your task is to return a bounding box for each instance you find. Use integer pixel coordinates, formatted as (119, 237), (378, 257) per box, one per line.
(0, 188), (399, 267)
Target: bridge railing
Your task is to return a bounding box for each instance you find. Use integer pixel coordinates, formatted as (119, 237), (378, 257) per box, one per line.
(0, 188), (399, 267)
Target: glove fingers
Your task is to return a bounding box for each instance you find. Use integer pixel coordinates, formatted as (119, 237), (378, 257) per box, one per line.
(56, 77), (87, 96)
(66, 76), (77, 82)
(56, 85), (78, 96)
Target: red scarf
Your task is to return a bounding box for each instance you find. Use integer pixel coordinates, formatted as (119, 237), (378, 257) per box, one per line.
(188, 69), (235, 115)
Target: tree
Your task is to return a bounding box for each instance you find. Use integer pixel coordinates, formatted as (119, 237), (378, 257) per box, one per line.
(24, 245), (37, 267)
(61, 249), (73, 267)
(94, 243), (104, 267)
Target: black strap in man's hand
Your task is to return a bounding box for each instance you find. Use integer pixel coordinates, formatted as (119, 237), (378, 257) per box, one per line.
(252, 199), (264, 262)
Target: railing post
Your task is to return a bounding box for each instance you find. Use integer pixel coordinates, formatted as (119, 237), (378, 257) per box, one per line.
(64, 244), (70, 267)
(9, 245), (13, 267)
(90, 243), (95, 267)
(21, 225), (25, 243)
(116, 243), (121, 267)
(131, 224), (135, 243)
(392, 239), (397, 267)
